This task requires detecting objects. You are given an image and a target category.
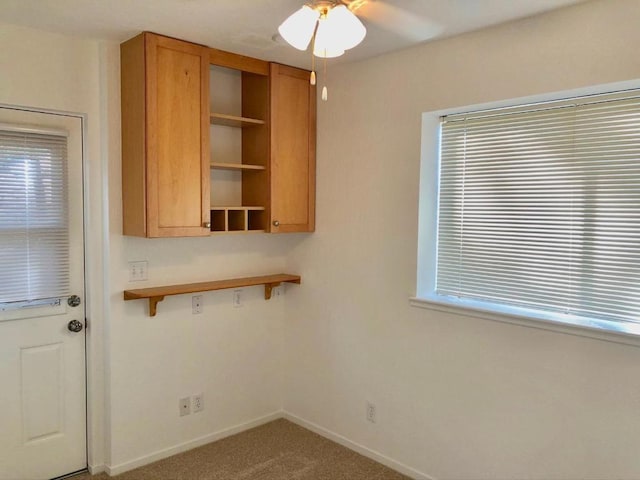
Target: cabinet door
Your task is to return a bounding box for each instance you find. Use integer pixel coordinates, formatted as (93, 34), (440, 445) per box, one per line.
(146, 33), (211, 237)
(269, 63), (316, 233)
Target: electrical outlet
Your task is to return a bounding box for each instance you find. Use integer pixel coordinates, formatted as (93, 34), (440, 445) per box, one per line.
(128, 260), (148, 282)
(192, 295), (203, 314)
(179, 397), (191, 416)
(366, 402), (376, 423)
(192, 393), (204, 413)
(233, 289), (242, 308)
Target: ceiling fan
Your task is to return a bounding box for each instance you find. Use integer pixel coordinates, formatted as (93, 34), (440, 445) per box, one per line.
(278, 0), (440, 100)
(278, 0), (440, 55)
(342, 0), (442, 42)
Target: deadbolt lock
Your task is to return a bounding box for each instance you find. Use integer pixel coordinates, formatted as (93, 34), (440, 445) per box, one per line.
(68, 295), (81, 307)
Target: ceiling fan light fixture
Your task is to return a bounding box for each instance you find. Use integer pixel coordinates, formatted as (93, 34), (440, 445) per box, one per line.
(278, 5), (320, 51)
(278, 1), (368, 100)
(323, 4), (366, 51)
(278, 2), (366, 55)
(313, 16), (346, 58)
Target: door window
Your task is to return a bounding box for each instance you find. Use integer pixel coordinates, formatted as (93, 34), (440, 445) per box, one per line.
(0, 127), (69, 306)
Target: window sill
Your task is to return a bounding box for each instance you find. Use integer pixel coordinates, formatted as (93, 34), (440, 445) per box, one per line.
(409, 296), (640, 348)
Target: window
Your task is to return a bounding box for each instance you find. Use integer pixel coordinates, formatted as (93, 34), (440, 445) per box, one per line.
(418, 89), (640, 336)
(0, 127), (69, 306)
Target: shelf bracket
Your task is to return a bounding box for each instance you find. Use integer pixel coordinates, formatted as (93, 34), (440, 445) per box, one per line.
(149, 296), (165, 317)
(264, 282), (282, 300)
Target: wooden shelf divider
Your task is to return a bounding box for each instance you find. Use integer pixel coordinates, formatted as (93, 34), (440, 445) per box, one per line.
(210, 162), (266, 171)
(210, 206), (265, 211)
(124, 273), (301, 316)
(210, 112), (265, 128)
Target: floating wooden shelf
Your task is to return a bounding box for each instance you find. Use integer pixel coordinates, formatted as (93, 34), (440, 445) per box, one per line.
(210, 162), (266, 171)
(124, 273), (301, 316)
(210, 112), (265, 128)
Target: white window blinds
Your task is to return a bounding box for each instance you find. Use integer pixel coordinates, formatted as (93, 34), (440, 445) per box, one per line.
(0, 128), (69, 304)
(437, 91), (640, 330)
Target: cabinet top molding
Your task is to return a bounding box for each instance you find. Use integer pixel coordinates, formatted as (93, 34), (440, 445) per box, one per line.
(141, 31), (270, 75)
(209, 47), (270, 76)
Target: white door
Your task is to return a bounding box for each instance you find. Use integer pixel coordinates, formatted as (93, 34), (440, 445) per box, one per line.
(0, 107), (86, 480)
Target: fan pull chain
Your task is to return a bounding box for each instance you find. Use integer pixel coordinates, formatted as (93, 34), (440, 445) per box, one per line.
(321, 56), (328, 101)
(310, 18), (318, 86)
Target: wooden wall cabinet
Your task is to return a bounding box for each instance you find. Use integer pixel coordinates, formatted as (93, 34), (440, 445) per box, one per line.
(269, 64), (316, 233)
(121, 33), (211, 237)
(121, 33), (316, 237)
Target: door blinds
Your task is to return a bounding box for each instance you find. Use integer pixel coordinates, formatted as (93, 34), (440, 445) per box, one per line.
(437, 91), (640, 328)
(0, 128), (69, 304)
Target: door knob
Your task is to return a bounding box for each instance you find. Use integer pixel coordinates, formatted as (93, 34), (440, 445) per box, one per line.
(67, 295), (81, 307)
(273, 220), (280, 227)
(68, 319), (83, 333)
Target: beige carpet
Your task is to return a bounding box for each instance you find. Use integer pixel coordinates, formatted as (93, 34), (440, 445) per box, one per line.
(75, 419), (409, 479)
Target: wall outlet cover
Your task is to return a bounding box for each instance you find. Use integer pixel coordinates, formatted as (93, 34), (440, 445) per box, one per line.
(233, 289), (242, 308)
(366, 402), (377, 423)
(193, 393), (204, 413)
(192, 295), (203, 314)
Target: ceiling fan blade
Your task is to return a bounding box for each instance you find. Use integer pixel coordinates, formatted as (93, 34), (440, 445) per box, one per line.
(345, 0), (443, 43)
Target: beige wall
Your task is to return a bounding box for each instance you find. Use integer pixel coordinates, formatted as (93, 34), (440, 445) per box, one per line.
(0, 23), (305, 474)
(4, 1), (640, 478)
(104, 42), (304, 474)
(284, 1), (640, 479)
(0, 23), (108, 470)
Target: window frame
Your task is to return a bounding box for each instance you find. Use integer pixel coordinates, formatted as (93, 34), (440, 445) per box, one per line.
(413, 79), (640, 346)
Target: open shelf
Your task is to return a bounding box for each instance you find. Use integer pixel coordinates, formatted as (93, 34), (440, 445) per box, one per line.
(210, 162), (266, 171)
(209, 206), (265, 233)
(124, 273), (301, 316)
(210, 112), (265, 128)
(209, 65), (270, 235)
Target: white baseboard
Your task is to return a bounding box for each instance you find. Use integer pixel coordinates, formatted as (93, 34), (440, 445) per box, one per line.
(88, 464), (106, 475)
(104, 410), (434, 480)
(105, 410), (283, 476)
(283, 411), (436, 480)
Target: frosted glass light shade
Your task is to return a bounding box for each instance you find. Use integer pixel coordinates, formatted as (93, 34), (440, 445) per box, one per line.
(313, 16), (345, 58)
(278, 5), (320, 51)
(313, 45), (345, 58)
(324, 5), (366, 51)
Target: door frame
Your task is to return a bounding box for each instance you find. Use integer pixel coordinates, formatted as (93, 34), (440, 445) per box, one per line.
(0, 102), (108, 476)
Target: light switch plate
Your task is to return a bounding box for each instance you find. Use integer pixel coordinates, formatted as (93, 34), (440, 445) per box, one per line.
(128, 261), (148, 282)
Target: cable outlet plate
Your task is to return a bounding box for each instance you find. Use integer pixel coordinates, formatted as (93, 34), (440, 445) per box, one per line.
(179, 397), (191, 416)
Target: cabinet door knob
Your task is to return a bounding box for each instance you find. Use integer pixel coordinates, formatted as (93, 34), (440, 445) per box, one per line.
(272, 220), (280, 227)
(204, 222), (211, 228)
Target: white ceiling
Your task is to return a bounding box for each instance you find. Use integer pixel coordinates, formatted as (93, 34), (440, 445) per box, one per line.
(1, 0), (584, 68)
